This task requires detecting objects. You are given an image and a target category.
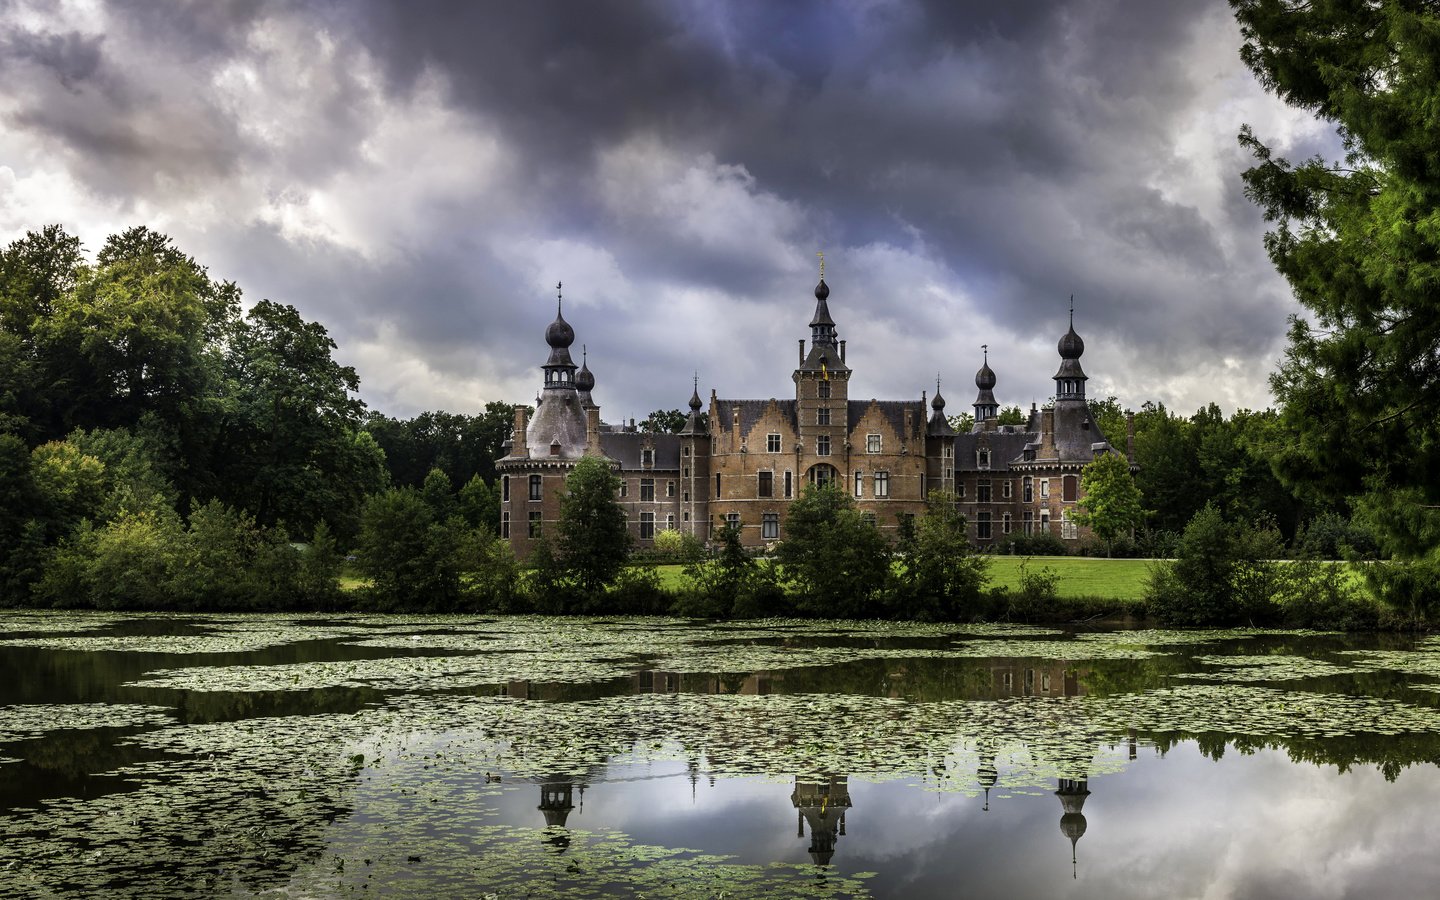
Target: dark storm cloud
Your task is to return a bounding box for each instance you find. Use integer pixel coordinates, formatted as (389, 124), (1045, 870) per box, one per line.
(0, 0), (1327, 417)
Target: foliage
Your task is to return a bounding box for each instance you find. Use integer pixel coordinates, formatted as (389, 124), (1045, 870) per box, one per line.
(555, 457), (631, 600)
(1234, 1), (1440, 559)
(678, 523), (787, 619)
(994, 530), (1068, 557)
(1073, 451), (1145, 556)
(893, 492), (988, 620)
(1145, 503), (1284, 626)
(1000, 560), (1061, 622)
(365, 402), (517, 489)
(774, 483), (891, 617)
(946, 412), (974, 433)
(638, 409), (688, 433)
(996, 405), (1027, 426)
(457, 474), (500, 533)
(1295, 511), (1380, 561)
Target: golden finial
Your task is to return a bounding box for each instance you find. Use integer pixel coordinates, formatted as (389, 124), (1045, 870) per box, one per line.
(817, 250), (825, 280)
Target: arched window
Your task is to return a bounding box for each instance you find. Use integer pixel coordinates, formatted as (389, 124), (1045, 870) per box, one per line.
(807, 464), (839, 488)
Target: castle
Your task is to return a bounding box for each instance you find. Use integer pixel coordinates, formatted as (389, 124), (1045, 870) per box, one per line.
(496, 273), (1131, 557)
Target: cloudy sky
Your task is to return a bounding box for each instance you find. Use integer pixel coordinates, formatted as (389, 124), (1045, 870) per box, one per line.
(0, 0), (1339, 421)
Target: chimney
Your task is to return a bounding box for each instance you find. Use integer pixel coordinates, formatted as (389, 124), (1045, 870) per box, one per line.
(513, 405), (530, 458)
(1126, 411), (1136, 463)
(585, 407), (603, 456)
(839, 340), (846, 363)
(798, 339), (805, 368)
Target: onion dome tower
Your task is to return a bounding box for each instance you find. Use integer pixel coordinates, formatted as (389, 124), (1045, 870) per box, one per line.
(576, 344), (596, 409)
(797, 262), (851, 378)
(542, 284), (578, 391)
(977, 745), (999, 812)
(974, 344), (998, 424)
(791, 776), (852, 866)
(1054, 297), (1088, 402)
(526, 282), (588, 458)
(680, 374), (708, 436)
(1056, 777), (1091, 879)
(928, 377), (955, 436)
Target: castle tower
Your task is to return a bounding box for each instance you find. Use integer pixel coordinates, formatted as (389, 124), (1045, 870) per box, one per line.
(1056, 777), (1091, 879)
(576, 344), (596, 409)
(678, 375), (711, 539)
(1054, 300), (1088, 402)
(791, 775), (853, 866)
(793, 269), (852, 491)
(973, 345), (998, 427)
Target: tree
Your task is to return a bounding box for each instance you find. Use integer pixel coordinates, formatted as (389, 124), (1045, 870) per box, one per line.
(556, 457), (631, 600)
(895, 492), (989, 620)
(1234, 1), (1440, 560)
(0, 225), (84, 438)
(1145, 503), (1283, 626)
(639, 409), (688, 434)
(774, 482), (890, 618)
(1073, 452), (1144, 557)
(996, 405), (1027, 426)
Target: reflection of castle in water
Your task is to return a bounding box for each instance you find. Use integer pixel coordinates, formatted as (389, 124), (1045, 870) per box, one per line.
(792, 776), (852, 865)
(1056, 777), (1090, 877)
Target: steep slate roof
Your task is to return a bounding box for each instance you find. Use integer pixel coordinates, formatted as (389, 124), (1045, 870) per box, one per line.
(600, 431), (682, 469)
(525, 390), (588, 459)
(954, 429), (1036, 472)
(712, 400), (798, 434)
(848, 400), (925, 441)
(1051, 402), (1110, 461)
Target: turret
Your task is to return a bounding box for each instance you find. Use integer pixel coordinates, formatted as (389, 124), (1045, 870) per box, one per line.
(1054, 299), (1087, 402)
(576, 344), (596, 409)
(1056, 777), (1091, 879)
(928, 377), (955, 437)
(974, 344), (998, 426)
(542, 283), (578, 392)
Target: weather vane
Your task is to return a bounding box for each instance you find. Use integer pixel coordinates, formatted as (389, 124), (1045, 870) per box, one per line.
(817, 250), (825, 279)
(556, 281), (563, 314)
(982, 343), (988, 363)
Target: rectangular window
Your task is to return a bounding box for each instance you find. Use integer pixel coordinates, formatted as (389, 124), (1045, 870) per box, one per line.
(945, 468), (953, 482)
(1040, 510), (1050, 533)
(1002, 672), (1013, 692)
(1040, 479), (1050, 499)
(784, 471), (793, 498)
(667, 514), (675, 530)
(977, 511), (992, 540)
(642, 448), (654, 467)
(640, 512), (655, 540)
(943, 445), (953, 459)
(767, 433), (781, 453)
(716, 473), (721, 497)
(861, 512), (877, 528)
(683, 445), (690, 457)
(977, 480), (991, 503)
(726, 512), (740, 529)
(1003, 480), (1013, 499)
(1063, 475), (1079, 503)
(957, 482), (966, 500)
(817, 407), (831, 425)
(1023, 510), (1034, 535)
(683, 511), (690, 522)
(817, 435), (831, 456)
(977, 449), (991, 469)
(762, 513), (779, 539)
(867, 434), (881, 453)
(1003, 513), (1012, 534)
(501, 511), (509, 538)
(758, 471), (774, 497)
(502, 475), (510, 502)
(619, 481), (628, 499)
(528, 474), (543, 501)
(667, 481), (675, 498)
(682, 466), (689, 479)
(854, 471), (864, 498)
(528, 511), (542, 538)
(640, 479), (655, 502)
(920, 473), (926, 497)
(874, 471), (890, 498)
(818, 380), (831, 399)
(682, 490), (690, 502)
(1061, 510), (1078, 540)
(1023, 477), (1033, 503)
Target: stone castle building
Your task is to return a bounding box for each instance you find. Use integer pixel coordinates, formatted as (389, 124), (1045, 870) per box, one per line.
(496, 275), (1131, 557)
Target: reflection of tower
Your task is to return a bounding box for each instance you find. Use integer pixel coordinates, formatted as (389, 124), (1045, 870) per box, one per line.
(977, 747), (998, 812)
(791, 776), (853, 865)
(1056, 778), (1091, 879)
(539, 776), (576, 827)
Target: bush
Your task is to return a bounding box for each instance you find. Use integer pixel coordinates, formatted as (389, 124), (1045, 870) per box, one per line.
(1276, 559), (1379, 630)
(994, 531), (1068, 556)
(1003, 561), (1061, 622)
(1295, 511), (1381, 560)
(1146, 503), (1284, 626)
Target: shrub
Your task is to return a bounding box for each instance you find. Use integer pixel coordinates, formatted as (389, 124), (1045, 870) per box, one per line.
(1004, 561), (1061, 622)
(995, 531), (1068, 557)
(1146, 503), (1284, 626)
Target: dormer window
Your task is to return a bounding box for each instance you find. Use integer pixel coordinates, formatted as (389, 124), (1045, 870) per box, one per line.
(977, 449), (990, 469)
(641, 448), (654, 467)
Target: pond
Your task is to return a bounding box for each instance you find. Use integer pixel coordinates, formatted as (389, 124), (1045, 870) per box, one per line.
(2, 613), (1440, 898)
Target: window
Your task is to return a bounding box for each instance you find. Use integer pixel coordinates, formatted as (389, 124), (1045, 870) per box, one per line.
(1063, 475), (1078, 502)
(683, 511), (690, 522)
(854, 471), (864, 497)
(619, 481), (628, 498)
(817, 407), (830, 425)
(550, 441), (560, 456)
(818, 380), (831, 399)
(501, 511), (509, 538)
(767, 433), (781, 453)
(977, 511), (992, 540)
(528, 474), (543, 501)
(1003, 480), (1013, 499)
(945, 468), (953, 482)
(762, 513), (779, 539)
(682, 466), (689, 478)
(1002, 513), (1012, 535)
(683, 445), (690, 457)
(758, 471), (773, 497)
(1040, 479), (1050, 499)
(1042, 672), (1052, 693)
(874, 471), (890, 498)
(640, 512), (655, 540)
(1061, 510), (1078, 540)
(726, 512), (740, 529)
(817, 435), (831, 456)
(867, 434), (881, 453)
(715, 473), (721, 497)
(977, 449), (991, 469)
(682, 490), (689, 502)
(502, 475), (510, 502)
(1040, 510), (1050, 533)
(666, 514), (675, 530)
(957, 482), (966, 499)
(1023, 477), (1033, 503)
(809, 464), (838, 487)
(784, 470), (793, 498)
(977, 479), (991, 503)
(919, 473), (926, 497)
(1002, 672), (1013, 692)
(861, 512), (877, 528)
(640, 479), (655, 502)
(1023, 448), (1036, 462)
(642, 448), (654, 467)
(899, 513), (915, 534)
(943, 445), (953, 459)
(667, 480), (676, 498)
(1023, 510), (1034, 535)
(528, 511), (542, 538)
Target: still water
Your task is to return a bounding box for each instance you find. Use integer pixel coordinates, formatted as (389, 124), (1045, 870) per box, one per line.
(2, 613), (1439, 898)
